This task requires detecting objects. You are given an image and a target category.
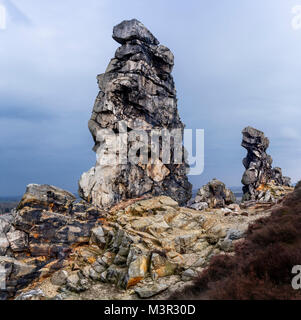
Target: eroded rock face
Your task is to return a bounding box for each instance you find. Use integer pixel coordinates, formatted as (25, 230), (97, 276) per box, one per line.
(241, 127), (291, 201)
(79, 19), (192, 209)
(15, 195), (274, 300)
(0, 184), (105, 299)
(188, 179), (236, 209)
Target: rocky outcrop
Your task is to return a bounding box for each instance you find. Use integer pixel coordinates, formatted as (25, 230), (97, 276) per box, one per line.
(188, 179), (236, 209)
(241, 127), (291, 202)
(0, 184), (104, 299)
(79, 19), (192, 210)
(14, 195), (273, 300)
(170, 181), (301, 300)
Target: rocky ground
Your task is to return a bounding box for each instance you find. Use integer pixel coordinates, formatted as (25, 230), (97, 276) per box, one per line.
(170, 181), (301, 300)
(0, 183), (291, 301)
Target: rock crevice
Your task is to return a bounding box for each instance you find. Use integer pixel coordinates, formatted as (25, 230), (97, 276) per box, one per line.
(79, 19), (191, 210)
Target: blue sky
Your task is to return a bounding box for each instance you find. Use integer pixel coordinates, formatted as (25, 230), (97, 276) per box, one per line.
(1, 0), (301, 196)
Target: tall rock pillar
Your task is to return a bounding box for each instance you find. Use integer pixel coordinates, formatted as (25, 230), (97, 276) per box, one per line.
(241, 126), (291, 201)
(79, 19), (192, 209)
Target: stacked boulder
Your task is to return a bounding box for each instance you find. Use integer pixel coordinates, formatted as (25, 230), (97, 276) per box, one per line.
(79, 19), (192, 210)
(188, 179), (236, 210)
(241, 127), (291, 202)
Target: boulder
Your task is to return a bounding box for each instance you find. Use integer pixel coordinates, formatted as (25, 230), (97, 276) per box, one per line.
(188, 179), (236, 209)
(113, 19), (159, 45)
(51, 270), (68, 286)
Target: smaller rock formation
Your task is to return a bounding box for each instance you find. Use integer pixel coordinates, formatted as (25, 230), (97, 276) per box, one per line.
(169, 180), (301, 300)
(188, 179), (236, 209)
(241, 127), (292, 202)
(0, 184), (104, 300)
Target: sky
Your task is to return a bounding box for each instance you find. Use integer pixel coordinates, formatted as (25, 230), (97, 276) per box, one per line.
(0, 0), (301, 196)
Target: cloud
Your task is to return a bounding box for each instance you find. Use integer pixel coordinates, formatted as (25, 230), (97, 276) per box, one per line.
(0, 0), (301, 195)
(0, 0), (32, 26)
(280, 127), (301, 140)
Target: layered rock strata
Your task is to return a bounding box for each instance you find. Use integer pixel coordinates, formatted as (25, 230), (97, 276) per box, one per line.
(0, 184), (104, 299)
(13, 194), (273, 300)
(79, 19), (192, 209)
(241, 126), (291, 201)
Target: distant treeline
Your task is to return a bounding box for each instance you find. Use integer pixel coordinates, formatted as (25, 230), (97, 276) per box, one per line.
(0, 197), (20, 214)
(0, 202), (17, 214)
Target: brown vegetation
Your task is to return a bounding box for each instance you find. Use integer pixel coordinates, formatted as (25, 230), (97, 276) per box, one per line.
(169, 182), (301, 300)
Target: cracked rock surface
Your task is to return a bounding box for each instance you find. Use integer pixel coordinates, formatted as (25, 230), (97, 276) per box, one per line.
(79, 19), (192, 210)
(241, 126), (291, 202)
(14, 195), (274, 300)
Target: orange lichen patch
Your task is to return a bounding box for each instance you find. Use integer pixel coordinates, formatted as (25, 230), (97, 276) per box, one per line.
(87, 256), (96, 264)
(256, 184), (267, 192)
(153, 267), (166, 278)
(36, 256), (47, 262)
(126, 277), (143, 288)
(98, 217), (107, 224)
(32, 233), (40, 239)
(139, 256), (148, 273)
(70, 243), (90, 251)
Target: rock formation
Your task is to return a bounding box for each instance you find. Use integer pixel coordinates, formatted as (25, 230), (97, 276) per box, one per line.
(188, 179), (236, 209)
(0, 182), (283, 300)
(170, 181), (301, 300)
(79, 19), (192, 209)
(241, 127), (291, 202)
(0, 184), (104, 300)
(12, 193), (271, 300)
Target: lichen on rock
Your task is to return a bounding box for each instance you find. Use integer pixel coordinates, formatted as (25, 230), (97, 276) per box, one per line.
(241, 126), (292, 202)
(78, 19), (192, 210)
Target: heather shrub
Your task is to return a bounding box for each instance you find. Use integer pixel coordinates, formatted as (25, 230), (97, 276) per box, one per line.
(169, 182), (301, 300)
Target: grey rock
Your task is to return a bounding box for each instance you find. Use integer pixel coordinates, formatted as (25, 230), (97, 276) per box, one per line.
(79, 19), (192, 209)
(226, 229), (245, 241)
(91, 261), (106, 274)
(90, 227), (106, 248)
(15, 289), (45, 300)
(181, 268), (197, 281)
(219, 238), (233, 252)
(192, 257), (205, 268)
(6, 230), (28, 252)
(66, 273), (81, 292)
(241, 127), (291, 201)
(19, 184), (76, 211)
(113, 19), (159, 45)
(188, 179), (236, 209)
(89, 267), (102, 281)
(0, 217), (12, 234)
(51, 270), (68, 286)
(189, 202), (208, 211)
(0, 234), (9, 256)
(135, 283), (168, 298)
